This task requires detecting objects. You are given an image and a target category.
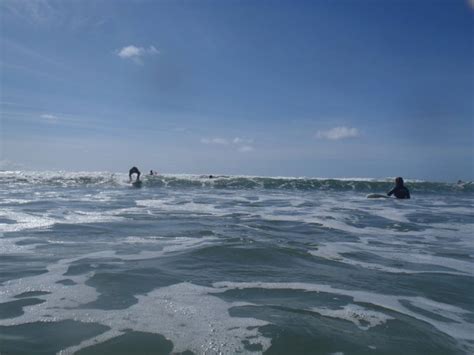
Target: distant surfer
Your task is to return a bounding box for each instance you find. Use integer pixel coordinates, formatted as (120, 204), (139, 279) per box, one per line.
(387, 177), (410, 199)
(150, 170), (154, 176)
(129, 166), (141, 182)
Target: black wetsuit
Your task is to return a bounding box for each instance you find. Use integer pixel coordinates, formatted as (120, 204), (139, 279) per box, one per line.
(387, 186), (410, 199)
(129, 167), (141, 181)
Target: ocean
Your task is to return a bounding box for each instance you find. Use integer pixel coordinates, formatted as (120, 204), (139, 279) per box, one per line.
(0, 171), (473, 354)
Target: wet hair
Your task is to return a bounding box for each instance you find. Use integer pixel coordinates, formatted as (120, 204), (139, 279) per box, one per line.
(395, 177), (404, 186)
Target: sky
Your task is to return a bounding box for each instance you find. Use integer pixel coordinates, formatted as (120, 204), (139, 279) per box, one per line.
(0, 0), (473, 181)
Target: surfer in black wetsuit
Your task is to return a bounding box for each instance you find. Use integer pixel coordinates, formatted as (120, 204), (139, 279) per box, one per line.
(387, 177), (410, 199)
(129, 166), (141, 182)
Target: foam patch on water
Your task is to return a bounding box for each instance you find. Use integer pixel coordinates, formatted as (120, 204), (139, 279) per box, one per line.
(59, 283), (271, 354)
(0, 236), (39, 254)
(258, 211), (421, 237)
(309, 242), (473, 276)
(0, 209), (125, 233)
(243, 195), (425, 237)
(123, 236), (166, 244)
(213, 281), (474, 347)
(62, 210), (124, 224)
(0, 236), (218, 297)
(368, 207), (410, 223)
(132, 190), (469, 244)
(434, 205), (474, 215)
(1, 172), (472, 353)
(0, 211), (56, 232)
(136, 198), (226, 216)
(310, 304), (394, 330)
(0, 239), (271, 354)
(0, 198), (34, 205)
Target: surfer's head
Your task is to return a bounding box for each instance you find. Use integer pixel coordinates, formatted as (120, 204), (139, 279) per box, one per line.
(395, 177), (404, 186)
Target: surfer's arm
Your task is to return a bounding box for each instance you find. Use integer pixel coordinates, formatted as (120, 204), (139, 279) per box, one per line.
(387, 188), (395, 196)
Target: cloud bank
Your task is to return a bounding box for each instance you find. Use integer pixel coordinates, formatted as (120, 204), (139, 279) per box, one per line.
(316, 126), (359, 140)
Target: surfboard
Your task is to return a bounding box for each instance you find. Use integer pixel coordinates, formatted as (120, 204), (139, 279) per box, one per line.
(366, 193), (389, 199)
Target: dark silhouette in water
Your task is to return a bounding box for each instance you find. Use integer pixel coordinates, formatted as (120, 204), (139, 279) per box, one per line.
(150, 170), (154, 175)
(387, 177), (410, 199)
(129, 167), (141, 182)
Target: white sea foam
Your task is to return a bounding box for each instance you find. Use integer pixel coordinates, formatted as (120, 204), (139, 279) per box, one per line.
(1, 171), (472, 354)
(59, 282), (271, 354)
(123, 236), (166, 244)
(0, 198), (34, 205)
(0, 236), (40, 254)
(0, 237), (271, 354)
(368, 207), (410, 223)
(62, 210), (124, 224)
(136, 198), (226, 216)
(212, 281), (474, 345)
(0, 210), (56, 232)
(0, 208), (127, 233)
(309, 242), (473, 276)
(1, 236), (219, 299)
(131, 190), (468, 246)
(310, 304), (393, 330)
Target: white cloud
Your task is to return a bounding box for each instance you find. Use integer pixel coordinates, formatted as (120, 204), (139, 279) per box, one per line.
(201, 136), (256, 152)
(468, 0), (474, 10)
(2, 0), (60, 25)
(201, 137), (229, 145)
(316, 126), (359, 140)
(40, 113), (59, 123)
(233, 137), (253, 144)
(238, 145), (254, 153)
(1, 0), (108, 29)
(118, 45), (142, 58)
(117, 45), (159, 64)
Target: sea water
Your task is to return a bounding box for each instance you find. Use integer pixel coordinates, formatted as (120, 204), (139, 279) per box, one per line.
(0, 171), (473, 354)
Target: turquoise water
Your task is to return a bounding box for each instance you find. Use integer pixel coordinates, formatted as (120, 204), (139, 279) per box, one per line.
(0, 171), (473, 354)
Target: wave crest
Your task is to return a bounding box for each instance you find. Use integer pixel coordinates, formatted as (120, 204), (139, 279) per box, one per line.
(0, 171), (472, 193)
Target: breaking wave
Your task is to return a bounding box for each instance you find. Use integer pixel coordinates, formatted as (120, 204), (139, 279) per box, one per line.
(0, 171), (472, 193)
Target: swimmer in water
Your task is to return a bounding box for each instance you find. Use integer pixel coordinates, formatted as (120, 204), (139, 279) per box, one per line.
(129, 166), (141, 182)
(387, 177), (410, 199)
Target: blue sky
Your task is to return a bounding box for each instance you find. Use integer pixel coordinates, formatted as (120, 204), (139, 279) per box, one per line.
(1, 0), (473, 181)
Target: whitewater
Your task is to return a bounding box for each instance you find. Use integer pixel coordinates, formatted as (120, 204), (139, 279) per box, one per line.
(0, 171), (473, 354)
